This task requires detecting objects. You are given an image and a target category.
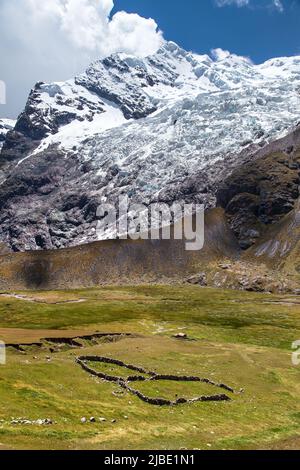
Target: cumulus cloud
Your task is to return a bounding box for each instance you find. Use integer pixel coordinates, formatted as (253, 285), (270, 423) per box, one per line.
(211, 48), (232, 60)
(215, 0), (284, 11)
(211, 47), (253, 64)
(0, 0), (164, 118)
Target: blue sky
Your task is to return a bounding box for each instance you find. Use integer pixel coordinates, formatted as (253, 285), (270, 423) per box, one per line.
(113, 0), (300, 63)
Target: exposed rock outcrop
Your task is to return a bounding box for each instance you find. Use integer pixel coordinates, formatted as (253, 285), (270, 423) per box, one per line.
(217, 125), (300, 250)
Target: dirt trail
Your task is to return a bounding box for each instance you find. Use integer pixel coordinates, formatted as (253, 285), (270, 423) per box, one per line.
(0, 293), (86, 305)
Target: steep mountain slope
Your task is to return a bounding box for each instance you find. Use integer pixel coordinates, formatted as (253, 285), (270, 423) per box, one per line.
(0, 208), (239, 290)
(217, 125), (300, 249)
(0, 119), (15, 153)
(0, 42), (299, 252)
(1, 120), (300, 292)
(250, 204), (300, 277)
(0, 203), (298, 292)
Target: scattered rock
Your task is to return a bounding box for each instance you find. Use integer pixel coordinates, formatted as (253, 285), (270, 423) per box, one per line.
(10, 418), (53, 426)
(112, 389), (125, 396)
(173, 333), (188, 340)
(238, 276), (266, 292)
(186, 273), (207, 286)
(218, 263), (232, 270)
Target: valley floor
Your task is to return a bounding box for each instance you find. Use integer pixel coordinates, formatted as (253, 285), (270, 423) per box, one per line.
(0, 285), (300, 450)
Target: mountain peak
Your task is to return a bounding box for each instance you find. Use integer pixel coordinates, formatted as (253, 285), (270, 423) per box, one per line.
(0, 42), (299, 251)
(158, 40), (185, 54)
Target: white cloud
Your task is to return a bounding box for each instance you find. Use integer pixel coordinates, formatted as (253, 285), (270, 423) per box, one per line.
(0, 0), (164, 118)
(215, 0), (249, 6)
(0, 0), (164, 56)
(211, 48), (232, 60)
(215, 0), (284, 11)
(272, 0), (284, 12)
(211, 47), (253, 64)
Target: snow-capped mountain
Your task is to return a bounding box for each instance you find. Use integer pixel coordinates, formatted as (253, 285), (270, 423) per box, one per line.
(0, 41), (300, 251)
(0, 119), (16, 152)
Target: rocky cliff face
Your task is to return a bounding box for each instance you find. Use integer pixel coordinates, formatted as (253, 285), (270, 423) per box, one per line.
(0, 42), (300, 252)
(0, 119), (15, 153)
(217, 125), (300, 250)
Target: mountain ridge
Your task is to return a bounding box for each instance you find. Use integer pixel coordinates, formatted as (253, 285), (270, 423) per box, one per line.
(0, 41), (299, 252)
(0, 118), (16, 153)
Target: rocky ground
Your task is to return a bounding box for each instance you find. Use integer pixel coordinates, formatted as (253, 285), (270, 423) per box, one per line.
(187, 260), (300, 294)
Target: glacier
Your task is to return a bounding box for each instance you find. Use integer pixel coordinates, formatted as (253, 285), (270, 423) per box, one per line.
(0, 41), (299, 251)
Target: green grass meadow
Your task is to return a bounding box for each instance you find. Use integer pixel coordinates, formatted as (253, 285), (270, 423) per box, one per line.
(0, 285), (299, 450)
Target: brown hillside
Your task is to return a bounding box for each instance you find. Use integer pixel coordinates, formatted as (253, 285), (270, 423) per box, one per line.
(0, 208), (239, 290)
